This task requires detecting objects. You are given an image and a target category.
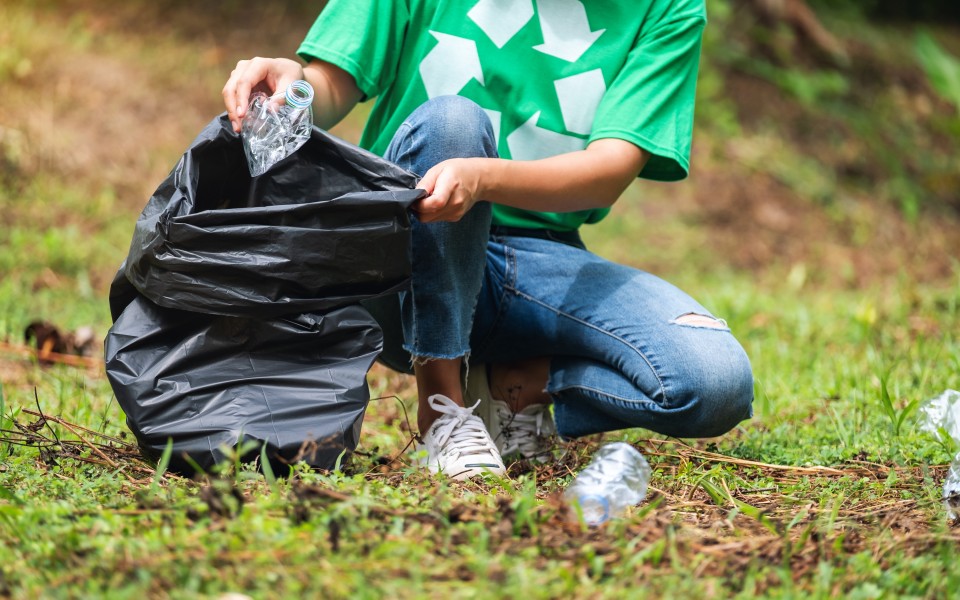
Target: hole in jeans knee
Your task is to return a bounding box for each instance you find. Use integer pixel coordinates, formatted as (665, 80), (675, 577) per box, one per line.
(669, 312), (729, 330)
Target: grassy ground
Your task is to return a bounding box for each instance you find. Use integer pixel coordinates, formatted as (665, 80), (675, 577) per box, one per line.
(2, 1), (960, 598)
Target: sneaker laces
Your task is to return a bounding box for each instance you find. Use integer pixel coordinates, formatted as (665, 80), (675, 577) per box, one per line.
(427, 394), (499, 461)
(494, 403), (551, 458)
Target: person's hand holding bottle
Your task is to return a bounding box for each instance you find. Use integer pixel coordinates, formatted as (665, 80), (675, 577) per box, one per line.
(222, 57), (362, 133)
(222, 57), (305, 133)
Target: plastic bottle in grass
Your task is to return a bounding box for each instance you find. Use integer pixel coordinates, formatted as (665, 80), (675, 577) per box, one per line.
(241, 79), (314, 177)
(564, 442), (652, 526)
(918, 389), (960, 521)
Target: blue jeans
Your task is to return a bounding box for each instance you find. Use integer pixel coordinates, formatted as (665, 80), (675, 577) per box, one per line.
(366, 96), (754, 440)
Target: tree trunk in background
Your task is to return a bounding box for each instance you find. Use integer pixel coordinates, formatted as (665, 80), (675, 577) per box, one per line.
(748, 0), (849, 65)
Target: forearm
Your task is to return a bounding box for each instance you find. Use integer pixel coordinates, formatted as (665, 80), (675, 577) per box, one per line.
(480, 138), (649, 213)
(302, 60), (362, 130)
(415, 137), (649, 223)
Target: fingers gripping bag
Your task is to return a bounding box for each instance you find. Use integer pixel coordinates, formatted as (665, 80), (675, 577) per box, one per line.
(105, 113), (423, 475)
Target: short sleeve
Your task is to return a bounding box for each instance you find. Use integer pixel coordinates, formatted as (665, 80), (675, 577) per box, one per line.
(589, 9), (706, 182)
(297, 0), (410, 100)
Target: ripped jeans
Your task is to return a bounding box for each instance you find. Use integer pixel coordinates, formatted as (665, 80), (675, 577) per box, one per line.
(365, 96), (755, 439)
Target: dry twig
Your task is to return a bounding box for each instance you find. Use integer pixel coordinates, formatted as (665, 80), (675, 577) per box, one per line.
(0, 341), (103, 370)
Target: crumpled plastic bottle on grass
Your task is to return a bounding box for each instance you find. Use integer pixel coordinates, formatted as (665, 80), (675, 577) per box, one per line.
(563, 442), (652, 526)
(918, 389), (960, 521)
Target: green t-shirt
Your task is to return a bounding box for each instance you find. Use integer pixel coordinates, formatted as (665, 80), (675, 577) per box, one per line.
(298, 0), (706, 231)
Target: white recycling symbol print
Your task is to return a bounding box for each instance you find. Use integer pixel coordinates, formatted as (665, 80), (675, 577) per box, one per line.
(554, 69), (606, 136)
(419, 0), (607, 161)
(467, 0), (534, 49)
(419, 32), (484, 100)
(532, 0), (606, 63)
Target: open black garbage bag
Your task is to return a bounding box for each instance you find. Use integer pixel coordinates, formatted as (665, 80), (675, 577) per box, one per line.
(105, 114), (423, 474)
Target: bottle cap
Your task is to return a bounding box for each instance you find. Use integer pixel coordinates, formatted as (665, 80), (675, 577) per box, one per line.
(575, 493), (610, 526)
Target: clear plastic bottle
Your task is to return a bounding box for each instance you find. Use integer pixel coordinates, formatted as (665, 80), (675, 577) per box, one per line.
(241, 79), (315, 177)
(943, 455), (960, 522)
(564, 442), (652, 526)
(919, 389), (960, 521)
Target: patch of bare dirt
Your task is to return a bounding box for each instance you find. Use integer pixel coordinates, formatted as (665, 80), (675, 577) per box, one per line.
(2, 1), (324, 207)
(690, 167), (960, 286)
(673, 25), (960, 287)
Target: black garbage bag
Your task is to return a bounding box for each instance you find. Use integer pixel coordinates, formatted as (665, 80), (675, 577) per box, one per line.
(105, 114), (423, 474)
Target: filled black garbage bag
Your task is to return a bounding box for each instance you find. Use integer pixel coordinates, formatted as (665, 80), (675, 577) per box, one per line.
(105, 114), (423, 474)
(106, 298), (382, 474)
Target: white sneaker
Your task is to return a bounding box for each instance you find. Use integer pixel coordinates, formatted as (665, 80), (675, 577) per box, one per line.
(466, 364), (557, 462)
(415, 394), (506, 480)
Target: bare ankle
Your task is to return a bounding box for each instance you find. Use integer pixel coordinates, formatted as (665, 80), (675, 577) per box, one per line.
(488, 358), (551, 412)
(415, 357), (465, 434)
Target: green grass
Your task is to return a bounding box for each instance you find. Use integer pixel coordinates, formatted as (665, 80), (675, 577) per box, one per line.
(2, 1), (960, 598)
(2, 254), (957, 598)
